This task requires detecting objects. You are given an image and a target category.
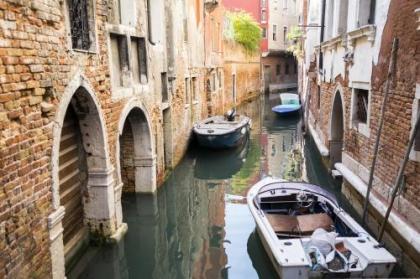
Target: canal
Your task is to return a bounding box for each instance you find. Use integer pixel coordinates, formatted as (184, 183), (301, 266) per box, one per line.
(71, 94), (402, 278)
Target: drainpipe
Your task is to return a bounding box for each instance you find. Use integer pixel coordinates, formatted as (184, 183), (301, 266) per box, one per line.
(319, 0), (326, 71)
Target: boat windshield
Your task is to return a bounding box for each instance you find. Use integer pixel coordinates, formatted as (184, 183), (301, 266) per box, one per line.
(280, 94), (299, 105)
(258, 182), (338, 206)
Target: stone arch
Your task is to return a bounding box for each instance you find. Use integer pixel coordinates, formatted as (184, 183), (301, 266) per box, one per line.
(329, 86), (345, 168)
(49, 73), (117, 278)
(116, 99), (156, 194)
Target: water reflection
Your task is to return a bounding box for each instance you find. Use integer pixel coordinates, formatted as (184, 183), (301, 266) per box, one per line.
(74, 94), (391, 279)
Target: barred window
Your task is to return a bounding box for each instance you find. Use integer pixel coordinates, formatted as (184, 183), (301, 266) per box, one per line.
(68, 0), (92, 50)
(355, 89), (368, 124)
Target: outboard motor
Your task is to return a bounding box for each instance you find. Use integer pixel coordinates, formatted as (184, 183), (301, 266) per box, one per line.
(225, 108), (236, 121)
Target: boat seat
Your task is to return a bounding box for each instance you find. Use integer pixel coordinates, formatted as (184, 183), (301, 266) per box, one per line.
(266, 213), (334, 236)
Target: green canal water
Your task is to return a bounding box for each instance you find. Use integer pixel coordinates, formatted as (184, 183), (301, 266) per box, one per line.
(71, 94), (404, 278)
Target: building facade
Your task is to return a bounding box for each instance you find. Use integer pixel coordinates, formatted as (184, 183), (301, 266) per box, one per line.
(301, 0), (420, 275)
(0, 0), (260, 277)
(261, 0), (301, 93)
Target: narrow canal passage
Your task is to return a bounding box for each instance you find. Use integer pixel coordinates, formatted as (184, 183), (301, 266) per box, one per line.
(72, 94), (397, 279)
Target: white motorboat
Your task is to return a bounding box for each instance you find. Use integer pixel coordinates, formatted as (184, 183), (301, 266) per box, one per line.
(247, 177), (396, 278)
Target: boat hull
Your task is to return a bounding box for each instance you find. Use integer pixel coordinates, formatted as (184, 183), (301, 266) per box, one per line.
(272, 104), (301, 115)
(195, 123), (249, 149)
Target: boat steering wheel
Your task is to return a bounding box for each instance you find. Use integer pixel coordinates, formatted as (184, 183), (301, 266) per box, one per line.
(296, 191), (314, 208)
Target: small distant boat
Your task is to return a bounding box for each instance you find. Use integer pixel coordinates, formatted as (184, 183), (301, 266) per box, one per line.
(272, 93), (301, 115)
(247, 177), (396, 278)
(193, 109), (251, 149)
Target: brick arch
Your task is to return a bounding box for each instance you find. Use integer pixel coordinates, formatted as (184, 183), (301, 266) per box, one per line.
(51, 73), (113, 209)
(328, 84), (346, 141)
(328, 85), (346, 168)
(49, 73), (117, 278)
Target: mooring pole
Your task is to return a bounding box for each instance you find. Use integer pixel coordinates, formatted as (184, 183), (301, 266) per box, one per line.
(378, 112), (420, 242)
(361, 38), (399, 226)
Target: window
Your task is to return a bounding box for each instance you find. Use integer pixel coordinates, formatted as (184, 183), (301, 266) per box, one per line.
(162, 73), (168, 102)
(285, 63), (289, 75)
(218, 71), (222, 89)
(68, 0), (94, 50)
(351, 87), (371, 137)
(192, 77), (198, 101)
(276, 65), (280, 76)
(283, 0), (287, 9)
(114, 0), (136, 26)
(131, 37), (148, 84)
(185, 78), (190, 104)
(261, 10), (267, 22)
(355, 89), (368, 124)
(261, 0), (267, 8)
(211, 73), (216, 92)
(273, 24), (277, 41)
(317, 85), (321, 109)
(148, 0), (164, 43)
(357, 0), (375, 28)
(261, 27), (267, 38)
(283, 26), (288, 44)
(232, 74), (236, 103)
(110, 33), (129, 87)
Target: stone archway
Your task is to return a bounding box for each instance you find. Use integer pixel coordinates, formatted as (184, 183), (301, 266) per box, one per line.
(329, 89), (345, 168)
(48, 74), (117, 279)
(120, 108), (155, 193)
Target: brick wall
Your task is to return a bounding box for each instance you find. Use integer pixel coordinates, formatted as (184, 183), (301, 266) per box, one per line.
(307, 0), (419, 229)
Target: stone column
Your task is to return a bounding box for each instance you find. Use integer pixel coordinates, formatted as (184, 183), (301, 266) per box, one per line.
(48, 206), (66, 279)
(134, 155), (157, 193)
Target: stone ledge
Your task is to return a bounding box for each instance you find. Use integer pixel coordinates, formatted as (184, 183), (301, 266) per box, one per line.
(335, 162), (420, 254)
(308, 121), (329, 156)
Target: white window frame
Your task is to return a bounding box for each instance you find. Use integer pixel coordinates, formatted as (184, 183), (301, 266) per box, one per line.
(409, 84), (420, 162)
(350, 82), (371, 137)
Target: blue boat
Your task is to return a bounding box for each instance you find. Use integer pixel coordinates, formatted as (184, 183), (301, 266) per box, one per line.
(193, 110), (251, 149)
(272, 93), (301, 115)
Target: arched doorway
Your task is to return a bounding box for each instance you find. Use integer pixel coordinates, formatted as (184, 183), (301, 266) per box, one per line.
(329, 90), (344, 168)
(57, 86), (110, 266)
(119, 107), (154, 193)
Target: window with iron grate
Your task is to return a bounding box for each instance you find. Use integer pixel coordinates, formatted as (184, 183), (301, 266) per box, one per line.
(68, 0), (93, 51)
(355, 89), (368, 124)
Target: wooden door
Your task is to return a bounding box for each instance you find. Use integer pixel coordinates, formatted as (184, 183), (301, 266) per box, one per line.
(59, 106), (87, 256)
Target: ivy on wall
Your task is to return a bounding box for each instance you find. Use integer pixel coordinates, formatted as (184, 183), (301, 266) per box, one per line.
(287, 26), (304, 58)
(225, 11), (262, 53)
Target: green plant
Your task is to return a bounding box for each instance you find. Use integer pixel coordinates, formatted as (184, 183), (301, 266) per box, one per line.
(226, 11), (262, 52)
(286, 26), (304, 58)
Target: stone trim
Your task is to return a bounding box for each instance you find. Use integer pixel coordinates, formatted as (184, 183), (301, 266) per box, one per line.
(308, 120), (329, 156)
(48, 206), (65, 242)
(347, 24), (376, 45)
(339, 152), (420, 232)
(409, 83), (420, 162)
(320, 34), (344, 51)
